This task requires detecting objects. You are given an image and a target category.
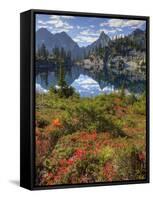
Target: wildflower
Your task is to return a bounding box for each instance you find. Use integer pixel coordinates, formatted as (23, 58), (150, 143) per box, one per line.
(52, 118), (61, 127)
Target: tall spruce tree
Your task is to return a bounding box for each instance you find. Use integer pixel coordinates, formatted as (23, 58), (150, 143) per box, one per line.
(58, 63), (67, 88)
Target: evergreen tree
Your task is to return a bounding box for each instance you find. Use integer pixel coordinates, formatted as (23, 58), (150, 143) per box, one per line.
(37, 45), (41, 58)
(53, 47), (60, 60)
(120, 84), (125, 98)
(60, 47), (66, 60)
(58, 64), (67, 88)
(66, 51), (72, 65)
(40, 43), (47, 59)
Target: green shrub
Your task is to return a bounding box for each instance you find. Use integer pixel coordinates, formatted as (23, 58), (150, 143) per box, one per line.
(74, 154), (100, 182)
(48, 129), (64, 150)
(126, 93), (137, 105)
(133, 101), (146, 115)
(98, 146), (114, 164)
(37, 118), (50, 128)
(126, 118), (135, 127)
(116, 146), (146, 180)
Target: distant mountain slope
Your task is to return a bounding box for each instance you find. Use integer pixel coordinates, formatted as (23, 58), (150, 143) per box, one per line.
(36, 28), (146, 61)
(128, 28), (146, 49)
(36, 28), (111, 60)
(36, 28), (54, 50)
(36, 28), (84, 60)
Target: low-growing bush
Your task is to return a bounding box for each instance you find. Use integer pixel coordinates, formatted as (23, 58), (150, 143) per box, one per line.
(35, 91), (146, 185)
(116, 146), (146, 180)
(98, 146), (114, 164)
(133, 101), (146, 115)
(37, 118), (50, 128)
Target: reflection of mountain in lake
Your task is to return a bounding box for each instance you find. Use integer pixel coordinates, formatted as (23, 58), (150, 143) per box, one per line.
(71, 74), (102, 97)
(36, 83), (48, 94)
(71, 74), (116, 97)
(36, 65), (145, 96)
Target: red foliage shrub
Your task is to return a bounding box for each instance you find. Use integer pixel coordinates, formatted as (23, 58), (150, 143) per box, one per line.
(138, 152), (145, 162)
(74, 149), (86, 159)
(103, 161), (116, 181)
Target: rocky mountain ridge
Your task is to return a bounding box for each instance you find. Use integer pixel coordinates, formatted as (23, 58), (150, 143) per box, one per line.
(36, 28), (111, 60)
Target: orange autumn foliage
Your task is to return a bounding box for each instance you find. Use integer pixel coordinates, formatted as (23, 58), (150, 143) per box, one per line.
(52, 118), (62, 127)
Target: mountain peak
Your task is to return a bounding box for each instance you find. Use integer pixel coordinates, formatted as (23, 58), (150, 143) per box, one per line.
(36, 28), (54, 39)
(86, 31), (110, 51)
(132, 28), (144, 35)
(99, 31), (106, 38)
(60, 31), (68, 35)
(55, 31), (68, 36)
(37, 28), (52, 34)
(99, 31), (111, 41)
(55, 31), (72, 39)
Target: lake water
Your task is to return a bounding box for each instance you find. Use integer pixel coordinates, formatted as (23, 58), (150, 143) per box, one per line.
(36, 65), (145, 97)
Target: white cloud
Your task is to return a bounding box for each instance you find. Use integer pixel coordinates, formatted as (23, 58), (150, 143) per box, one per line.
(99, 28), (116, 34)
(37, 25), (50, 29)
(50, 28), (70, 33)
(38, 20), (48, 25)
(100, 22), (109, 27)
(49, 15), (74, 19)
(76, 25), (81, 29)
(73, 35), (98, 44)
(60, 16), (75, 19)
(79, 28), (119, 38)
(80, 29), (99, 36)
(104, 19), (145, 28)
(37, 15), (73, 32)
(49, 15), (60, 20)
(76, 25), (88, 30)
(116, 27), (123, 32)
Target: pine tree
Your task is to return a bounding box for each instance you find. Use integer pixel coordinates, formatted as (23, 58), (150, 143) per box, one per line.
(37, 45), (41, 58)
(40, 43), (48, 59)
(53, 47), (60, 60)
(58, 64), (67, 88)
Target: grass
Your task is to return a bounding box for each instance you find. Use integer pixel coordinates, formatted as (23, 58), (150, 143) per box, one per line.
(35, 91), (146, 186)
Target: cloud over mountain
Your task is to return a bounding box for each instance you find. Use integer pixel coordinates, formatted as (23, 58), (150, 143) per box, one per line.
(36, 14), (146, 47)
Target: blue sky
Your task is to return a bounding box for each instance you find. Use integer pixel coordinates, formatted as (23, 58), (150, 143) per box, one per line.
(36, 14), (146, 47)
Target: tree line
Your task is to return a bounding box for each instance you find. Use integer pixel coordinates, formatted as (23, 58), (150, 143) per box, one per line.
(36, 43), (72, 66)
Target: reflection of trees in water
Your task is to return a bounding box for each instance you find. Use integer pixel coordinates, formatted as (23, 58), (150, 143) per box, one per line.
(36, 65), (145, 94)
(40, 72), (49, 87)
(105, 70), (145, 93)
